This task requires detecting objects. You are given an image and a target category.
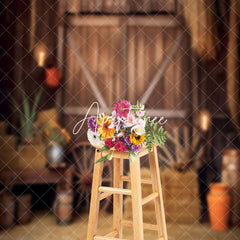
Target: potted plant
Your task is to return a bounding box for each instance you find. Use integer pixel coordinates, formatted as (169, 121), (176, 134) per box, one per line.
(11, 88), (47, 170)
(11, 88), (42, 143)
(43, 122), (70, 166)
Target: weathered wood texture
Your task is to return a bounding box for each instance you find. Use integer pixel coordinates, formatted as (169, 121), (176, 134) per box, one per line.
(66, 0), (177, 14)
(64, 15), (190, 111)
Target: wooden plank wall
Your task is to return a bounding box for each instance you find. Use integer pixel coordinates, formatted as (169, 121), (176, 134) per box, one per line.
(64, 16), (190, 110)
(63, 15), (190, 140)
(66, 0), (176, 14)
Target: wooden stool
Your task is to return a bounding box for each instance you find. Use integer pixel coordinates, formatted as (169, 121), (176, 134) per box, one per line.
(87, 145), (168, 240)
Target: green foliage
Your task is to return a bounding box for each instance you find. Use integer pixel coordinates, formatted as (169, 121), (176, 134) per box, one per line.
(145, 120), (167, 154)
(95, 152), (113, 164)
(11, 88), (43, 139)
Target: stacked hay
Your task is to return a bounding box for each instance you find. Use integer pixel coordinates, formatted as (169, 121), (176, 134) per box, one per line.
(182, 0), (217, 60)
(124, 168), (200, 224)
(124, 168), (156, 224)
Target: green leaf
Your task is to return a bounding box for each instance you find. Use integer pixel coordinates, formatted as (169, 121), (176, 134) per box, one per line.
(30, 88), (43, 122)
(95, 152), (113, 164)
(99, 145), (110, 152)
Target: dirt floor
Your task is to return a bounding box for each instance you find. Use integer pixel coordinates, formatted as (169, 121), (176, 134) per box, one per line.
(0, 211), (240, 240)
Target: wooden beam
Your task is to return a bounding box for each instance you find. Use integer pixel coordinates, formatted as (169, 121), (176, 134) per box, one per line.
(67, 15), (179, 27)
(63, 106), (186, 118)
(68, 36), (108, 110)
(140, 34), (184, 105)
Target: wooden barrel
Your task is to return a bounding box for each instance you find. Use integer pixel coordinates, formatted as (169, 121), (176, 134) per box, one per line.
(222, 149), (240, 226)
(16, 194), (32, 224)
(0, 193), (15, 229)
(54, 190), (73, 225)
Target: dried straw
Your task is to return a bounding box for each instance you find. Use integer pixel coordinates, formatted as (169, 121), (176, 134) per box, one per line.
(227, 0), (240, 136)
(182, 0), (217, 60)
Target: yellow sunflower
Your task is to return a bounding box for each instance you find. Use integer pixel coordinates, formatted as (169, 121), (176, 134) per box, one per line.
(97, 116), (115, 139)
(129, 132), (146, 145)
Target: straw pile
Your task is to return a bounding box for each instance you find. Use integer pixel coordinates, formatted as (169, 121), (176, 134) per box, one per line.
(182, 0), (217, 60)
(227, 0), (240, 137)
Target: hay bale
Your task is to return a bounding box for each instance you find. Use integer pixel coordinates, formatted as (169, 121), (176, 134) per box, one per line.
(161, 168), (200, 224)
(36, 108), (58, 126)
(123, 168), (200, 224)
(0, 135), (19, 170)
(17, 144), (47, 170)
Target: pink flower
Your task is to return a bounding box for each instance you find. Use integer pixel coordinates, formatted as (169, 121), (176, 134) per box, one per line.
(125, 114), (136, 127)
(136, 110), (145, 117)
(136, 118), (146, 127)
(113, 100), (131, 118)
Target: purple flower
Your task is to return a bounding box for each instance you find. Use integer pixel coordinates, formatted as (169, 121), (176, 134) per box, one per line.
(88, 116), (98, 132)
(132, 144), (141, 153)
(125, 135), (131, 146)
(124, 145), (130, 152)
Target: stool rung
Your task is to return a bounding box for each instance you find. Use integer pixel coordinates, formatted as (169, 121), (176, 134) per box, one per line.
(99, 192), (112, 201)
(142, 192), (159, 206)
(94, 236), (127, 240)
(99, 186), (132, 195)
(120, 176), (152, 184)
(104, 230), (118, 237)
(121, 219), (158, 231)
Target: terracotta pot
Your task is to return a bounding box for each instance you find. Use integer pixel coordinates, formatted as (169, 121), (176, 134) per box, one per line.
(207, 183), (231, 231)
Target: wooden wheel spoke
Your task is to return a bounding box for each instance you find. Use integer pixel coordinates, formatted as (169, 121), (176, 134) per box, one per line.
(82, 145), (88, 171)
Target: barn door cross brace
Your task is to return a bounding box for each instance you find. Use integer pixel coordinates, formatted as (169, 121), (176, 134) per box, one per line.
(68, 34), (109, 110)
(67, 20), (183, 114)
(140, 34), (183, 105)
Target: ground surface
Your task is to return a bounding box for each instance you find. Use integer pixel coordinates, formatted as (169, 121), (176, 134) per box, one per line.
(0, 211), (240, 240)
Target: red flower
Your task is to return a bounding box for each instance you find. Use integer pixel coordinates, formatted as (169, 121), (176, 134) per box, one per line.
(115, 141), (125, 152)
(105, 138), (115, 148)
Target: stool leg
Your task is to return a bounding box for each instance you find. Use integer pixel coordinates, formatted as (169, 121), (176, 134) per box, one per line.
(87, 150), (104, 240)
(113, 158), (123, 238)
(149, 146), (168, 240)
(130, 156), (144, 240)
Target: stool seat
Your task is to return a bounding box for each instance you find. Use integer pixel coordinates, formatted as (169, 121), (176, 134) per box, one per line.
(87, 145), (168, 240)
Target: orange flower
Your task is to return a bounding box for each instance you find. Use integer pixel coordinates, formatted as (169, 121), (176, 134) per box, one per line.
(97, 116), (115, 139)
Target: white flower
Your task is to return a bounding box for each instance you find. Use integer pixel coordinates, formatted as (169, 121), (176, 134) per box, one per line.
(136, 118), (146, 127)
(131, 125), (145, 135)
(87, 129), (103, 146)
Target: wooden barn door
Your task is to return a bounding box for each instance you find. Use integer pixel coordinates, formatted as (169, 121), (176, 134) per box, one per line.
(62, 15), (191, 140)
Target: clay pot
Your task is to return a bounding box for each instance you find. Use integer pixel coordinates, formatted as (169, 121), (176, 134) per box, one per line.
(207, 183), (231, 231)
(46, 67), (62, 88)
(54, 190), (73, 225)
(0, 192), (15, 229)
(222, 149), (240, 226)
(16, 194), (32, 225)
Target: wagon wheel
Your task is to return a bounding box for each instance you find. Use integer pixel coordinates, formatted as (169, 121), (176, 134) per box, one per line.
(67, 141), (113, 213)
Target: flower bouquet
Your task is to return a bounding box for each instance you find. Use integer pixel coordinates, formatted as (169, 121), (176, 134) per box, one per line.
(87, 100), (167, 163)
(43, 122), (71, 146)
